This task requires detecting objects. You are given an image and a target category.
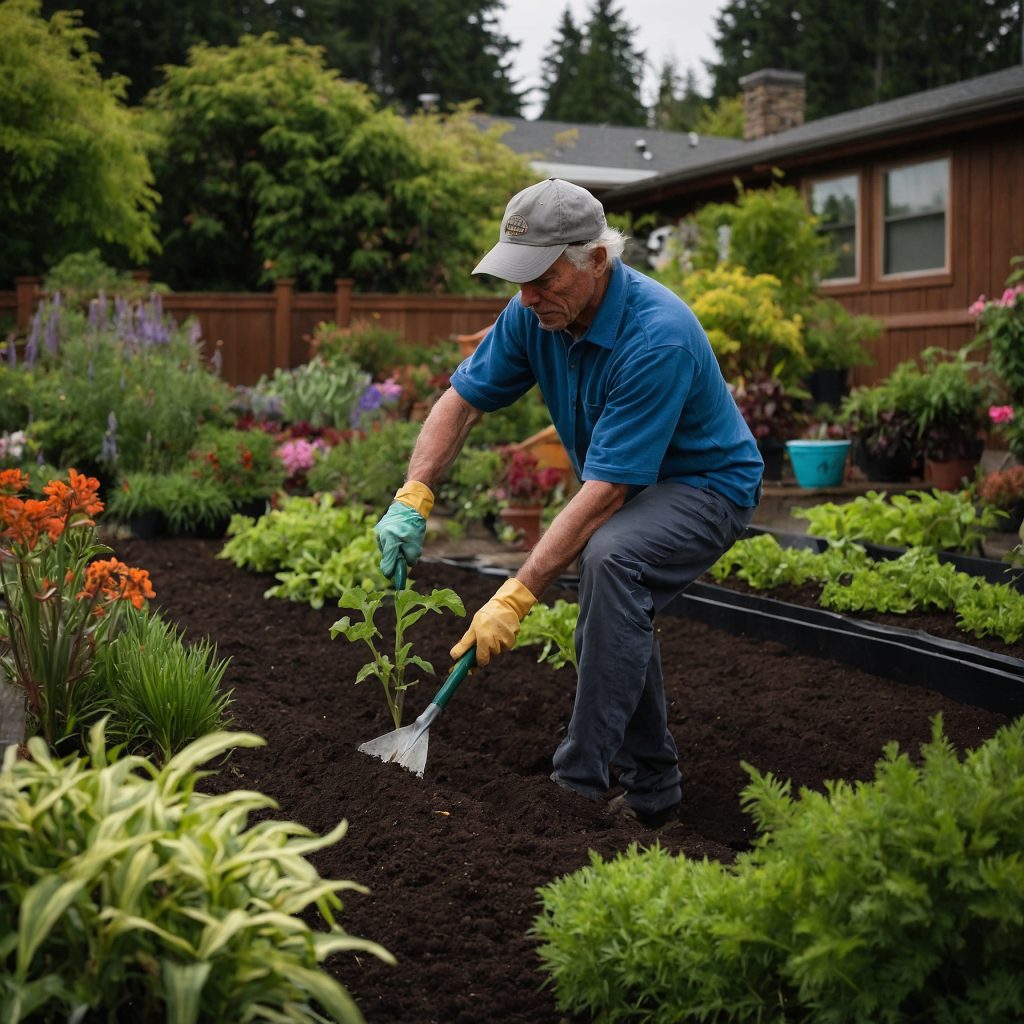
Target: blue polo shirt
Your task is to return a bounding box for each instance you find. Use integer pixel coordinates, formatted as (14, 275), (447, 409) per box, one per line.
(450, 261), (763, 508)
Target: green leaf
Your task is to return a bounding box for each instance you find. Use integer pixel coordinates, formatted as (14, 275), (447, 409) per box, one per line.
(162, 960), (212, 1024)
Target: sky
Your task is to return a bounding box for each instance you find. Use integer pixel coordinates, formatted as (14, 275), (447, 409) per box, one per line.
(496, 0), (727, 119)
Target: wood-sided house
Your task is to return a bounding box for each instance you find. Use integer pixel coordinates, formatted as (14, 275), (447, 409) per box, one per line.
(599, 66), (1024, 387)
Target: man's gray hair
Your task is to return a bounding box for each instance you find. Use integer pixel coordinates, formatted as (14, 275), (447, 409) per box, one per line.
(563, 227), (628, 269)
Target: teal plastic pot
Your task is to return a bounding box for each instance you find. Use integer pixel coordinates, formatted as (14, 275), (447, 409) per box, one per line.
(785, 440), (851, 488)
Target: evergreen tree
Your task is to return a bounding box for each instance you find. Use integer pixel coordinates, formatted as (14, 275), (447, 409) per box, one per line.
(652, 59), (707, 132)
(709, 0), (1022, 120)
(540, 7), (584, 121)
(357, 0), (521, 115)
(540, 0), (646, 126)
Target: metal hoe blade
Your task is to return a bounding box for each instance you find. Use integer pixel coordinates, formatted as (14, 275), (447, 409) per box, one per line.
(358, 704), (441, 778)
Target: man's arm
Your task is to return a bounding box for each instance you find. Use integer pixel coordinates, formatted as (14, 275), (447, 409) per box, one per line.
(515, 479), (628, 598)
(449, 478), (627, 666)
(406, 387), (483, 489)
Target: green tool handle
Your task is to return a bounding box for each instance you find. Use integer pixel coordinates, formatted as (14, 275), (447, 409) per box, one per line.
(432, 649), (476, 710)
(394, 557), (407, 593)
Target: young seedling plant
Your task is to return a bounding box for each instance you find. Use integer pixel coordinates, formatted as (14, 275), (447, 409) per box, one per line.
(330, 581), (465, 729)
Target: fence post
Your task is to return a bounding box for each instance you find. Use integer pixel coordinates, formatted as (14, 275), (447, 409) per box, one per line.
(14, 276), (42, 330)
(273, 277), (295, 371)
(334, 278), (353, 328)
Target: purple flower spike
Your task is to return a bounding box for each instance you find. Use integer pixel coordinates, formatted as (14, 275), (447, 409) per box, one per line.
(44, 308), (60, 356)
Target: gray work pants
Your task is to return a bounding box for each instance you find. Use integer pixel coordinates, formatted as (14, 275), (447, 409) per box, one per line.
(551, 482), (755, 816)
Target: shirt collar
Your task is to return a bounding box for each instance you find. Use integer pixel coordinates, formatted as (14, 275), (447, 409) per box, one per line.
(579, 260), (627, 350)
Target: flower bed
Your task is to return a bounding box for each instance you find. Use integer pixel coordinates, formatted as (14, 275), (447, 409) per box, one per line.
(110, 535), (1009, 1024)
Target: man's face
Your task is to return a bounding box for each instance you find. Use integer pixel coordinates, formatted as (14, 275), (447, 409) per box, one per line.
(518, 253), (605, 334)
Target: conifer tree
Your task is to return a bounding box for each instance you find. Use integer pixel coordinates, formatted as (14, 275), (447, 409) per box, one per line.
(539, 0), (646, 126)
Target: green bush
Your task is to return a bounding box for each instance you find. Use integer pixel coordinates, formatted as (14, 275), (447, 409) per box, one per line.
(91, 607), (233, 763)
(306, 420), (420, 507)
(534, 716), (1024, 1023)
(466, 387), (553, 447)
(0, 723), (393, 1023)
(20, 296), (232, 476)
(250, 356), (370, 430)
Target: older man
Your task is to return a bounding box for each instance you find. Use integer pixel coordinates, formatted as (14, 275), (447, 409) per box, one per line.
(375, 178), (762, 828)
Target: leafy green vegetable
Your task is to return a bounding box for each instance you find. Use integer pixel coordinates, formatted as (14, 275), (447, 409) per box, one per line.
(516, 599), (579, 670)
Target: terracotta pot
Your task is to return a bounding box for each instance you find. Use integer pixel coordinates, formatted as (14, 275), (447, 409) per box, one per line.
(498, 504), (544, 550)
(924, 457), (977, 492)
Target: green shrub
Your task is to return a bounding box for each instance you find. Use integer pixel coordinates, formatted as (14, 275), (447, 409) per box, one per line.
(188, 425), (286, 505)
(0, 723), (393, 1023)
(534, 716), (1024, 1023)
(91, 607), (233, 763)
(20, 296), (232, 475)
(436, 444), (505, 526)
(306, 420), (420, 506)
(250, 355), (370, 430)
(466, 386), (553, 447)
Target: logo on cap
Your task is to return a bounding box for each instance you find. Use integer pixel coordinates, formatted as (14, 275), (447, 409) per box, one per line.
(504, 215), (528, 237)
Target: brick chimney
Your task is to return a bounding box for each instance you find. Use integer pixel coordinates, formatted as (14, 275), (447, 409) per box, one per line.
(738, 69), (806, 140)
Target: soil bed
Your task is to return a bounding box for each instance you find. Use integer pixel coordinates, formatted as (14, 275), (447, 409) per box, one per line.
(113, 535), (1012, 1024)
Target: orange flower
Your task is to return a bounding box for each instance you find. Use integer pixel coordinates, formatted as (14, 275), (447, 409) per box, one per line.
(78, 559), (156, 611)
(43, 469), (104, 520)
(0, 469), (29, 494)
(1, 497), (60, 548)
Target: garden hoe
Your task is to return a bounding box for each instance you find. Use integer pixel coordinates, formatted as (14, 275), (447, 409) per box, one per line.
(357, 558), (476, 778)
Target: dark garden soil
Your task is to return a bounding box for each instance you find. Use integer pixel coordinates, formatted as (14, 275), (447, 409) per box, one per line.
(111, 534), (1016, 1024)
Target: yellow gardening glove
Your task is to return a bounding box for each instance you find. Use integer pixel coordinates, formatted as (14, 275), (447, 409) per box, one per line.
(451, 578), (537, 668)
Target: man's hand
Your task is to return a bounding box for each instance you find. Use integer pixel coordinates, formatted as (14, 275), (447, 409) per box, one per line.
(451, 578), (537, 667)
(374, 481), (434, 581)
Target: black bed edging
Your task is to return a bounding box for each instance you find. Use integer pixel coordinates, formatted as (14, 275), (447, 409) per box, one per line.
(426, 556), (1024, 718)
(666, 582), (1024, 718)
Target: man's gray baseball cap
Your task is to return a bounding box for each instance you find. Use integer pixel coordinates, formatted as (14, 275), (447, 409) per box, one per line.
(473, 178), (607, 283)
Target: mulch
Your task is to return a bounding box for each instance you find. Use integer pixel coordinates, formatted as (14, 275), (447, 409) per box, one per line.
(110, 534), (1014, 1024)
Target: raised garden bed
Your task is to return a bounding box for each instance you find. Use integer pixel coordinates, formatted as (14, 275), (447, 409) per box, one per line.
(112, 535), (1013, 1024)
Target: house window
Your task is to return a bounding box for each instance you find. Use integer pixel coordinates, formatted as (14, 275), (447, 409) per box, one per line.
(809, 174), (858, 281)
(881, 157), (949, 276)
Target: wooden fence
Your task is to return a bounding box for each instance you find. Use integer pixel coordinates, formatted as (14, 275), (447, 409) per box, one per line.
(2, 277), (509, 387)
(1, 274), (970, 390)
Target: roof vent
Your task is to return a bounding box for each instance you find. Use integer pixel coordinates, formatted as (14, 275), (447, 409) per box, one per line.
(688, 132), (699, 147)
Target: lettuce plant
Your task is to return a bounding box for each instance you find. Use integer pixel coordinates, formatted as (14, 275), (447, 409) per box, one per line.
(516, 599), (579, 670)
(0, 722), (393, 1023)
(219, 495), (381, 608)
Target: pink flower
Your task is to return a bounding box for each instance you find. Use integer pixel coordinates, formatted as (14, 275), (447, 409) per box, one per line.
(989, 405), (1015, 426)
(999, 284), (1024, 307)
(275, 438), (321, 476)
(967, 295), (987, 317)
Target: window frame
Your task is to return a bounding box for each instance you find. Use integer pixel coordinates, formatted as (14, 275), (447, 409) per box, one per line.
(873, 154), (952, 286)
(806, 171), (862, 287)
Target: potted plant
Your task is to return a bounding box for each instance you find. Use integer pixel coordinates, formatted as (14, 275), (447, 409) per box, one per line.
(492, 448), (565, 550)
(909, 347), (991, 490)
(978, 464), (1024, 533)
(802, 298), (880, 408)
(730, 374), (807, 482)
